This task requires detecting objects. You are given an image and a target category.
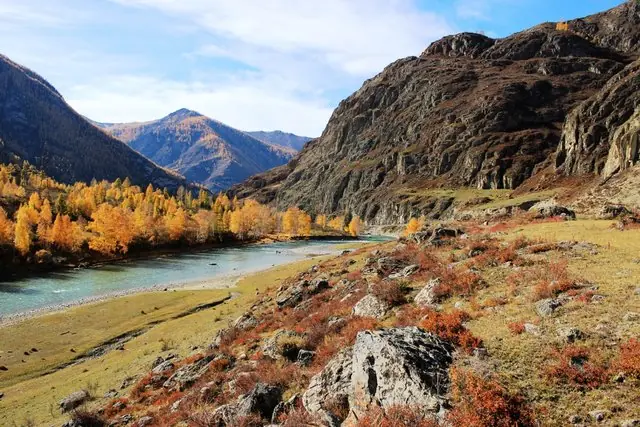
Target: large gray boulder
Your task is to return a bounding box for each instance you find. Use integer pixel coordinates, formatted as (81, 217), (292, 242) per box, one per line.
(348, 327), (453, 420)
(303, 327), (453, 424)
(352, 294), (389, 319)
(213, 383), (282, 426)
(414, 278), (440, 307)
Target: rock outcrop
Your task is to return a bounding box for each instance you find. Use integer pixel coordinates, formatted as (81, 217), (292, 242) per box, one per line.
(232, 2), (640, 224)
(302, 327), (453, 424)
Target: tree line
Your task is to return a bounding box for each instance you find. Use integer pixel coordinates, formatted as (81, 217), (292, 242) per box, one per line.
(0, 163), (362, 261)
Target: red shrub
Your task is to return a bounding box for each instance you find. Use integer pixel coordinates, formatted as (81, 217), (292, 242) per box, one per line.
(507, 322), (525, 335)
(419, 310), (482, 353)
(346, 270), (362, 281)
(544, 345), (609, 390)
(313, 317), (379, 369)
(614, 338), (640, 379)
(371, 280), (409, 306)
(356, 405), (440, 427)
(447, 368), (537, 427)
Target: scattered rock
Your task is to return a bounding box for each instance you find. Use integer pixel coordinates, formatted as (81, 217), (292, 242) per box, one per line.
(621, 419), (640, 427)
(589, 410), (607, 423)
(120, 376), (136, 390)
(557, 327), (586, 343)
(59, 390), (90, 413)
(151, 356), (164, 369)
(535, 298), (563, 317)
(377, 257), (404, 272)
(233, 313), (259, 330)
(297, 349), (315, 366)
(104, 389), (118, 399)
(414, 279), (440, 307)
(524, 323), (541, 336)
(352, 294), (389, 319)
(568, 414), (582, 424)
(170, 398), (183, 413)
(214, 383), (283, 425)
(598, 204), (631, 219)
(0, 392), (3, 399)
(163, 355), (213, 391)
(530, 201), (576, 220)
(271, 394), (301, 424)
(152, 360), (175, 374)
(137, 416), (153, 426)
(623, 312), (639, 322)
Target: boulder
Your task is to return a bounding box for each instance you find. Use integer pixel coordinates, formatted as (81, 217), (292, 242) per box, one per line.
(535, 298), (563, 317)
(276, 278), (329, 309)
(59, 390), (90, 413)
(151, 360), (175, 374)
(271, 394), (301, 424)
(233, 313), (259, 330)
(348, 327), (453, 420)
(297, 349), (316, 366)
(163, 355), (213, 391)
(303, 348), (353, 426)
(352, 295), (389, 319)
(621, 420), (640, 427)
(524, 323), (541, 336)
(303, 327), (454, 424)
(137, 416), (154, 426)
(214, 383), (282, 425)
(530, 201), (576, 220)
(557, 327), (586, 343)
(598, 204), (632, 219)
(414, 279), (440, 307)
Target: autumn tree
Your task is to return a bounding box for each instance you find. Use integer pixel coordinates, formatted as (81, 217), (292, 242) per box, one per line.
(14, 205), (33, 255)
(88, 204), (135, 255)
(348, 216), (362, 237)
(51, 214), (85, 252)
(37, 199), (53, 244)
(298, 210), (312, 236)
(282, 207), (301, 235)
(328, 216), (345, 232)
(315, 214), (327, 229)
(404, 217), (424, 236)
(0, 207), (14, 245)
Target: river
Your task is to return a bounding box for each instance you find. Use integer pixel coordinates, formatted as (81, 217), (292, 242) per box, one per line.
(0, 237), (389, 317)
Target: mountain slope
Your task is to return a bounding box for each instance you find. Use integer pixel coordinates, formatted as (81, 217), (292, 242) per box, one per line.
(233, 1), (640, 224)
(0, 54), (186, 190)
(246, 130), (312, 152)
(100, 110), (294, 191)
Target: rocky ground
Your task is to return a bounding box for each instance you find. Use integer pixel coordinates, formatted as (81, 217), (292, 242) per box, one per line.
(57, 210), (640, 427)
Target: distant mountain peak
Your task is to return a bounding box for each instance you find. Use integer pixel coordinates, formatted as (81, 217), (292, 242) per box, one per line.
(165, 108), (204, 120)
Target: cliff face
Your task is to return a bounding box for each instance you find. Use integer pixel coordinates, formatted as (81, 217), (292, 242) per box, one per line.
(0, 55), (186, 190)
(100, 110), (294, 191)
(233, 2), (640, 224)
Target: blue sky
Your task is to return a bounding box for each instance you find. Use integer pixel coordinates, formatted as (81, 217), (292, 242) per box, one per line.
(0, 0), (624, 136)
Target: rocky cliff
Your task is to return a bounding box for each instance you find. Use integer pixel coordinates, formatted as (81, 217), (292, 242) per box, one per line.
(0, 55), (186, 190)
(233, 2), (640, 224)
(100, 110), (294, 191)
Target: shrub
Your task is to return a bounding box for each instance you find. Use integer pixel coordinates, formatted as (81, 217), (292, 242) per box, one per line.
(69, 410), (106, 427)
(447, 368), (536, 427)
(356, 405), (440, 427)
(419, 310), (482, 353)
(614, 338), (640, 379)
(371, 280), (409, 306)
(544, 345), (609, 390)
(280, 407), (322, 426)
(507, 322), (526, 335)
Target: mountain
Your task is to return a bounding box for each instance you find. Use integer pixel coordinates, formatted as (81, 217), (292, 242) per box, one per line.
(99, 110), (295, 191)
(233, 1), (640, 224)
(0, 55), (186, 190)
(246, 130), (312, 152)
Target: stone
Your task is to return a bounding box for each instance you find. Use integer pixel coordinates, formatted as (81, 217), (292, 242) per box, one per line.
(568, 414), (582, 424)
(352, 294), (389, 319)
(530, 200), (576, 220)
(347, 327), (453, 420)
(557, 327), (586, 343)
(623, 312), (639, 322)
(523, 323), (541, 336)
(536, 298), (563, 317)
(271, 394), (301, 424)
(297, 349), (316, 366)
(234, 313), (259, 330)
(59, 390), (90, 413)
(414, 279), (440, 307)
(151, 356), (165, 369)
(0, 392), (3, 399)
(170, 398), (183, 413)
(163, 355), (213, 391)
(621, 419), (640, 427)
(598, 204), (631, 219)
(152, 360), (175, 374)
(377, 257), (403, 272)
(137, 416), (153, 426)
(213, 383), (283, 425)
(589, 410), (607, 422)
(262, 330), (305, 361)
(104, 389), (118, 399)
(302, 348), (353, 425)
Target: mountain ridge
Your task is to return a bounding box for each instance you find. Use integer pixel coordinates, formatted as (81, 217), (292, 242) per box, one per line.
(99, 109), (295, 191)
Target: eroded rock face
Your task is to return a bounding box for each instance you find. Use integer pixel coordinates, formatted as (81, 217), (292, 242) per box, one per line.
(303, 328), (453, 424)
(231, 2), (639, 224)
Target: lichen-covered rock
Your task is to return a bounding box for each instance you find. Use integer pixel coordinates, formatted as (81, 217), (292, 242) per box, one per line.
(276, 278), (329, 309)
(303, 328), (453, 425)
(348, 327), (453, 420)
(536, 298), (563, 317)
(163, 355), (213, 391)
(352, 294), (389, 319)
(233, 312), (259, 330)
(262, 330), (305, 361)
(414, 279), (440, 307)
(59, 390), (89, 413)
(303, 348), (353, 425)
(530, 200), (576, 220)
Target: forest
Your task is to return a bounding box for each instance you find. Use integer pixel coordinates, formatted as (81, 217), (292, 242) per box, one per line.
(0, 162), (362, 264)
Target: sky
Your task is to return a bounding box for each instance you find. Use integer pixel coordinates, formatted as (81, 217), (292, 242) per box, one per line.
(0, 0), (624, 136)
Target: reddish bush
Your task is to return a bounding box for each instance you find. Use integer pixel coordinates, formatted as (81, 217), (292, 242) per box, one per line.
(346, 270), (362, 281)
(614, 338), (640, 379)
(69, 410), (106, 427)
(313, 317), (379, 369)
(447, 368), (537, 427)
(544, 345), (609, 390)
(102, 398), (129, 418)
(507, 322), (526, 335)
(280, 407), (322, 426)
(130, 373), (155, 400)
(356, 405), (440, 427)
(371, 280), (409, 306)
(419, 310), (482, 353)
